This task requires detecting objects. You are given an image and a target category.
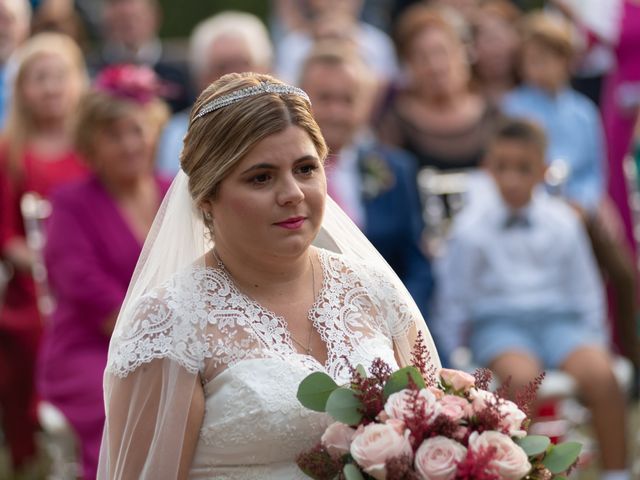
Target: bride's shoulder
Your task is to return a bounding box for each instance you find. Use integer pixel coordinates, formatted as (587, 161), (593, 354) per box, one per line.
(315, 247), (394, 290)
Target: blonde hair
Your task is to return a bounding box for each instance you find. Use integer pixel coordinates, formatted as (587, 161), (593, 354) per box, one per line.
(73, 90), (169, 161)
(181, 72), (327, 206)
(520, 12), (574, 60)
(2, 32), (87, 178)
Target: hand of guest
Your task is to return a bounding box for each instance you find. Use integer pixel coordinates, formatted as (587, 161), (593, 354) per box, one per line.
(596, 197), (626, 244)
(567, 200), (588, 223)
(3, 238), (35, 273)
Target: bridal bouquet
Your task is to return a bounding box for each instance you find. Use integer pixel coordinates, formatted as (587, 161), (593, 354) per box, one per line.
(296, 334), (581, 480)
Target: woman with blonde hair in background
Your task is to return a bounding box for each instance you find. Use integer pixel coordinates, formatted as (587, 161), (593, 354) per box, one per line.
(0, 32), (88, 475)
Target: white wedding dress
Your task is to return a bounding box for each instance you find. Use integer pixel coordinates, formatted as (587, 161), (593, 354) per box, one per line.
(106, 248), (424, 479)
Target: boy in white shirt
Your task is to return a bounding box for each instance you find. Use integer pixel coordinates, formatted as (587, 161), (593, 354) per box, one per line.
(435, 118), (630, 480)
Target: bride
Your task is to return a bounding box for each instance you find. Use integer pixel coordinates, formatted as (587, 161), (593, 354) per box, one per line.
(97, 72), (440, 479)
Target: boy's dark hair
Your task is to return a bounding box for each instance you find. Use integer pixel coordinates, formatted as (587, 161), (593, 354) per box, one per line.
(491, 117), (548, 154)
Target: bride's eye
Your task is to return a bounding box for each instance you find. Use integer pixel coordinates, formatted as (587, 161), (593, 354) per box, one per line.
(250, 173), (271, 185)
(297, 164), (318, 176)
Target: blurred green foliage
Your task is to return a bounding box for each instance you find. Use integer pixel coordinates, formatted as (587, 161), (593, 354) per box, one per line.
(157, 0), (270, 39)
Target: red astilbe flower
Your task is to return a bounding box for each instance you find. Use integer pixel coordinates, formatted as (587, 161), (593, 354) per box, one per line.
(474, 368), (493, 392)
(401, 386), (460, 448)
(348, 358), (392, 423)
(472, 398), (508, 435)
(385, 455), (421, 480)
(455, 446), (500, 480)
(410, 331), (438, 386)
(515, 372), (545, 419)
(296, 444), (343, 480)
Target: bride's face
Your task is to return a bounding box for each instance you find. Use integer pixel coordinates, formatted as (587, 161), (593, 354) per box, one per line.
(208, 125), (327, 260)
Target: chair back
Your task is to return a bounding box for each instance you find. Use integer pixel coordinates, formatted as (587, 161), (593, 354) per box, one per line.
(20, 191), (55, 319)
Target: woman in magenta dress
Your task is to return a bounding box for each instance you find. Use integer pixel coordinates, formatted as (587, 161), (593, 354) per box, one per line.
(0, 32), (88, 475)
(601, 1), (640, 253)
(38, 64), (170, 480)
(554, 0), (640, 250)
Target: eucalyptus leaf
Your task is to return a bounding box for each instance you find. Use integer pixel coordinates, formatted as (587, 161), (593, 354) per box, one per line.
(383, 366), (426, 400)
(343, 463), (365, 480)
(516, 435), (551, 456)
(542, 442), (582, 474)
(297, 372), (339, 412)
(355, 364), (367, 379)
(326, 388), (363, 425)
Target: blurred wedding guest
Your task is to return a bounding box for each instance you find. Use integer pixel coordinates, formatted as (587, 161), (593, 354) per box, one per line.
(38, 64), (170, 480)
(550, 0), (640, 255)
(471, 0), (521, 104)
(300, 41), (433, 316)
(275, 0), (398, 86)
(0, 32), (88, 476)
(435, 119), (631, 480)
(89, 0), (192, 113)
(156, 11), (273, 176)
(30, 0), (88, 47)
(0, 0), (30, 127)
(377, 5), (501, 171)
(502, 13), (639, 377)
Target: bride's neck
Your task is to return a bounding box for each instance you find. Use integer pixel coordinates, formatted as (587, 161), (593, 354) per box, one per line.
(213, 245), (312, 292)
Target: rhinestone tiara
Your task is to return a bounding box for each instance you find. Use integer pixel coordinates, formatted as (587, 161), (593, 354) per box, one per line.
(193, 81), (311, 121)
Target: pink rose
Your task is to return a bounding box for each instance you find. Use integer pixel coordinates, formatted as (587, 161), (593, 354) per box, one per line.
(468, 431), (532, 480)
(384, 389), (414, 421)
(321, 422), (356, 458)
(385, 418), (406, 434)
(428, 386), (445, 400)
(350, 423), (413, 480)
(440, 369), (475, 392)
(385, 388), (439, 422)
(414, 436), (467, 480)
(439, 395), (471, 423)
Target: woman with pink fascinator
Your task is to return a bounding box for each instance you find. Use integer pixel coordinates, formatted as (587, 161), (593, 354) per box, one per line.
(38, 63), (170, 480)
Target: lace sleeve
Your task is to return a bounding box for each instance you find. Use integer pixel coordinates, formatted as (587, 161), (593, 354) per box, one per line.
(106, 270), (211, 378)
(364, 262), (440, 369)
(100, 268), (211, 479)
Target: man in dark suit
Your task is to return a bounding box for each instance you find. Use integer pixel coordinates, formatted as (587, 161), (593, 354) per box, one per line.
(300, 40), (434, 318)
(88, 0), (192, 112)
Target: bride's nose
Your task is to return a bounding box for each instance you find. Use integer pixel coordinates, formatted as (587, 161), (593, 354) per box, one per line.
(276, 174), (305, 205)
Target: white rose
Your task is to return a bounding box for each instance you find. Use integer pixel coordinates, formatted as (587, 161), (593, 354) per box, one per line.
(498, 400), (527, 438)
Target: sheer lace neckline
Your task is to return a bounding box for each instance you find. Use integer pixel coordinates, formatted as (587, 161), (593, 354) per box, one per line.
(200, 248), (331, 368)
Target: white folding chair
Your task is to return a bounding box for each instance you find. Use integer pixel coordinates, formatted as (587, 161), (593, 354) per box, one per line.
(20, 192), (80, 479)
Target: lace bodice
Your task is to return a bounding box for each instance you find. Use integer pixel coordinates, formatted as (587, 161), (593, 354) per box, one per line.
(106, 248), (419, 478)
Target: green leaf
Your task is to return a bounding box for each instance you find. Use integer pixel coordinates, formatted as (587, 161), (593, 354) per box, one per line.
(542, 442), (582, 474)
(516, 435), (551, 456)
(383, 366), (426, 400)
(343, 463), (365, 480)
(326, 388), (363, 425)
(355, 364), (367, 379)
(297, 372), (339, 412)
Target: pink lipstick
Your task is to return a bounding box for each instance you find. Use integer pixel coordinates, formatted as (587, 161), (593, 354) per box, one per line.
(275, 216), (305, 230)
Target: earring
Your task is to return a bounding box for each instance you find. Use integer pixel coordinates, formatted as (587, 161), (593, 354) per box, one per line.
(204, 211), (212, 220)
